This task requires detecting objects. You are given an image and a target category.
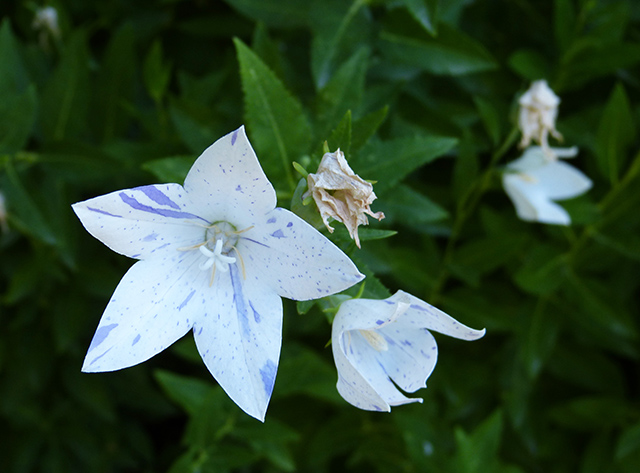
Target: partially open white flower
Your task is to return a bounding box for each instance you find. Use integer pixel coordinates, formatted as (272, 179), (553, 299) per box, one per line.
(502, 146), (592, 225)
(518, 80), (562, 154)
(304, 149), (384, 248)
(33, 6), (61, 49)
(331, 291), (485, 412)
(72, 126), (364, 421)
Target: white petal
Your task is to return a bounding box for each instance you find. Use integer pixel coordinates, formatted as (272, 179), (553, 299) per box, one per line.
(530, 160), (592, 200)
(342, 330), (421, 407)
(503, 174), (572, 225)
(183, 126), (277, 228)
(239, 208), (364, 301)
(82, 249), (204, 372)
(388, 291), (486, 341)
(375, 324), (439, 392)
(193, 265), (282, 421)
(332, 330), (391, 411)
(72, 183), (204, 259)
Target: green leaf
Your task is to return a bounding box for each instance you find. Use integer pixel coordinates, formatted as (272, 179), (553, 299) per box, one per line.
(323, 110), (352, 157)
(554, 0), (576, 54)
(93, 23), (136, 142)
(507, 49), (552, 81)
(514, 245), (567, 296)
(401, 0), (439, 36)
(0, 85), (37, 154)
(352, 135), (457, 194)
(40, 31), (91, 142)
(316, 47), (369, 138)
(0, 19), (30, 96)
(310, 0), (371, 88)
(473, 96), (502, 146)
(0, 162), (57, 246)
(351, 106), (388, 154)
(595, 83), (635, 184)
(154, 370), (215, 416)
(379, 183), (448, 226)
(453, 410), (506, 473)
(169, 103), (218, 154)
(142, 156), (195, 183)
(234, 37), (312, 192)
(222, 0), (309, 28)
(616, 422), (640, 465)
(144, 40), (171, 104)
(379, 23), (497, 76)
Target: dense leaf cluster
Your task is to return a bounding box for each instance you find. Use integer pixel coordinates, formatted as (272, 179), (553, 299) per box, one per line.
(1, 0), (639, 472)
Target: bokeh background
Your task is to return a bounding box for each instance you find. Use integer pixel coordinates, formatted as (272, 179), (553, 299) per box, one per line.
(1, 0), (640, 472)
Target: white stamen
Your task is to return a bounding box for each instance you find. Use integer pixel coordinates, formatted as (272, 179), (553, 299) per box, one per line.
(199, 238), (236, 275)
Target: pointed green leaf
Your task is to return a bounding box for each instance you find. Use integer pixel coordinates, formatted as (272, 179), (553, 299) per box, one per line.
(0, 85), (37, 154)
(143, 40), (171, 104)
(0, 19), (30, 96)
(316, 47), (369, 137)
(142, 156), (195, 183)
(401, 0), (439, 36)
(222, 0), (309, 28)
(234, 37), (312, 191)
(154, 370), (215, 416)
(596, 83), (635, 184)
(352, 135), (457, 194)
(40, 31), (90, 142)
(93, 23), (136, 142)
(351, 106), (388, 154)
(380, 23), (497, 76)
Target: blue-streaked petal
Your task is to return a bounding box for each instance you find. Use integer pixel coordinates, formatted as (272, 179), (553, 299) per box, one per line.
(183, 126), (277, 228)
(375, 324), (438, 392)
(332, 298), (404, 333)
(72, 183), (204, 259)
(82, 249), (205, 372)
(192, 265), (281, 422)
(332, 329), (392, 411)
(342, 329), (421, 407)
(239, 208), (364, 301)
(388, 291), (486, 341)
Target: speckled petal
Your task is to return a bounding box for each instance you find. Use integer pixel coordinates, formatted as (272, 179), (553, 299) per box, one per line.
(239, 208), (364, 301)
(192, 265), (282, 422)
(388, 291), (486, 341)
(332, 329), (392, 412)
(183, 126), (277, 228)
(72, 183), (204, 259)
(82, 249), (205, 372)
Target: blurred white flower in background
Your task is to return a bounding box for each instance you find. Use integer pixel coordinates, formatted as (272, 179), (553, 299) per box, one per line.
(503, 146), (592, 225)
(33, 6), (61, 49)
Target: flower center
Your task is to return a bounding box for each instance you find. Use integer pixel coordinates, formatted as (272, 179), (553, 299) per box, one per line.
(179, 221), (251, 286)
(358, 329), (389, 352)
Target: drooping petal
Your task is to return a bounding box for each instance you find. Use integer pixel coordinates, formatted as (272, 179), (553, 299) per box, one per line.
(341, 329), (422, 408)
(503, 174), (572, 225)
(72, 183), (205, 259)
(183, 126), (277, 228)
(531, 160), (592, 200)
(388, 291), (486, 341)
(192, 265), (282, 421)
(82, 249), (204, 372)
(333, 336), (391, 411)
(239, 207), (364, 301)
(375, 324), (438, 392)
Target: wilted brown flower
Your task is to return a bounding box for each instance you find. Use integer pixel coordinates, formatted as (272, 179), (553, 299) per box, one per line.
(304, 149), (384, 248)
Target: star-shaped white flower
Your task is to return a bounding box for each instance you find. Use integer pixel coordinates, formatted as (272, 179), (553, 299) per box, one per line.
(331, 291), (485, 412)
(502, 146), (592, 225)
(73, 126), (364, 421)
(518, 80), (562, 154)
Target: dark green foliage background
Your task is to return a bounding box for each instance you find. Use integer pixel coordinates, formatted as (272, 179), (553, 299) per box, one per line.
(1, 0), (640, 471)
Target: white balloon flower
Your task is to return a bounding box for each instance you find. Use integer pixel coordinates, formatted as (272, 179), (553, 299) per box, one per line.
(73, 126), (364, 421)
(331, 291), (485, 412)
(502, 146), (592, 225)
